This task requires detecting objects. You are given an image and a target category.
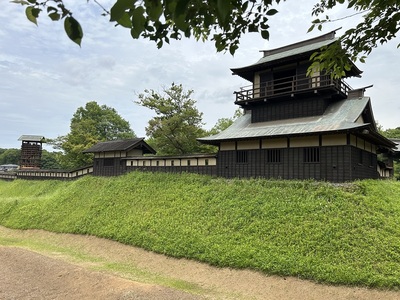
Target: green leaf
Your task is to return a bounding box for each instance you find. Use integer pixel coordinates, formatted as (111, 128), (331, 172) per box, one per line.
(229, 44), (238, 55)
(31, 7), (40, 18)
(25, 6), (39, 25)
(47, 6), (58, 13)
(48, 12), (61, 21)
(64, 16), (83, 46)
(266, 9), (278, 16)
(117, 12), (132, 28)
(248, 24), (258, 32)
(174, 14), (189, 31)
(110, 0), (135, 22)
(11, 0), (30, 4)
(147, 0), (163, 21)
(217, 0), (232, 23)
(175, 0), (190, 17)
(131, 6), (146, 38)
(261, 30), (269, 40)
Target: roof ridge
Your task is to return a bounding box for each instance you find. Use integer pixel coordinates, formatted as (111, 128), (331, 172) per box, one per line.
(260, 29), (339, 57)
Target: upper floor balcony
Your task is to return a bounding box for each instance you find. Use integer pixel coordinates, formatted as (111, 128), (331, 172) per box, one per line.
(234, 73), (352, 105)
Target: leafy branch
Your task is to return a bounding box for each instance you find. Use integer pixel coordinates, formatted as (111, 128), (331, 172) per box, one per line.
(308, 0), (400, 76)
(11, 0), (83, 46)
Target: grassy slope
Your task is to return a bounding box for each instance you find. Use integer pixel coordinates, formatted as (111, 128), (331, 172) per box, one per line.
(0, 172), (400, 289)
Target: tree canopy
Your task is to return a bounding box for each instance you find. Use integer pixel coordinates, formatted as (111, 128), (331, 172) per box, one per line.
(12, 0), (400, 77)
(206, 108), (243, 136)
(380, 126), (400, 180)
(136, 83), (207, 155)
(381, 127), (400, 139)
(50, 101), (135, 169)
(0, 149), (20, 165)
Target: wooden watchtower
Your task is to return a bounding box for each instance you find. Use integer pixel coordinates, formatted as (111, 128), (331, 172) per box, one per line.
(18, 135), (45, 170)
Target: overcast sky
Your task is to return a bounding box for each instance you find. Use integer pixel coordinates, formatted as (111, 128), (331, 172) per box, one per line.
(1, 0), (399, 150)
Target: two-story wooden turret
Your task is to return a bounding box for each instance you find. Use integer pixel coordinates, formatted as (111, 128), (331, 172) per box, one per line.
(199, 31), (396, 182)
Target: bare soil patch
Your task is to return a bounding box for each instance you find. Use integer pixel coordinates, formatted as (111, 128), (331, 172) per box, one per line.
(1, 226), (399, 300)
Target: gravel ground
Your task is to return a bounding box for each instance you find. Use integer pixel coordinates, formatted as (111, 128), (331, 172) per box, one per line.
(1, 226), (400, 300)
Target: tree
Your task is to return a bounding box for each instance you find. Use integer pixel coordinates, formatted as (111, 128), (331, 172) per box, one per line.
(207, 108), (243, 136)
(41, 150), (62, 169)
(380, 127), (400, 139)
(380, 126), (400, 180)
(12, 0), (400, 76)
(0, 149), (20, 165)
(136, 83), (206, 155)
(308, 0), (400, 78)
(50, 101), (135, 169)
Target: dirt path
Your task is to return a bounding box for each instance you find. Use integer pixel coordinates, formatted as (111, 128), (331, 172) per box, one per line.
(1, 226), (399, 300)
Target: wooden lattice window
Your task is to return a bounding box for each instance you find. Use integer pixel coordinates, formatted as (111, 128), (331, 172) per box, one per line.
(266, 149), (281, 163)
(236, 150), (248, 163)
(304, 147), (320, 163)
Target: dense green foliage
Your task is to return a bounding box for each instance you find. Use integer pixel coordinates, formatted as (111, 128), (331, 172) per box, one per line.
(136, 83), (211, 155)
(380, 126), (400, 179)
(0, 149), (61, 169)
(1, 172), (400, 289)
(309, 0), (400, 77)
(13, 0), (400, 76)
(49, 101), (136, 169)
(207, 108), (243, 136)
(0, 148), (20, 165)
(381, 127), (400, 139)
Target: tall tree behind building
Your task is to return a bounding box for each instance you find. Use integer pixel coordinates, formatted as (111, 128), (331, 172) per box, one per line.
(136, 83), (207, 155)
(49, 101), (135, 169)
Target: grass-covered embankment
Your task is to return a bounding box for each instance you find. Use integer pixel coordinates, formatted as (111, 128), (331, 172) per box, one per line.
(0, 172), (399, 289)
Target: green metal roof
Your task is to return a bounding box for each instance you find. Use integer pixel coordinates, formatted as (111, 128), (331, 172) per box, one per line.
(198, 97), (381, 143)
(255, 38), (336, 66)
(231, 31), (362, 81)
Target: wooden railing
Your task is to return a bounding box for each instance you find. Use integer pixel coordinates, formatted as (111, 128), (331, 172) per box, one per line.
(234, 73), (352, 103)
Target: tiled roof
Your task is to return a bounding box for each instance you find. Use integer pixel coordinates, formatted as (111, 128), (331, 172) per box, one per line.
(83, 138), (156, 154)
(198, 97), (374, 143)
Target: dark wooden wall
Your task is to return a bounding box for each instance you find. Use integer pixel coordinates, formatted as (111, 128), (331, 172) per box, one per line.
(350, 146), (379, 180)
(251, 97), (330, 123)
(90, 146), (379, 182)
(92, 158), (127, 176)
(217, 145), (378, 182)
